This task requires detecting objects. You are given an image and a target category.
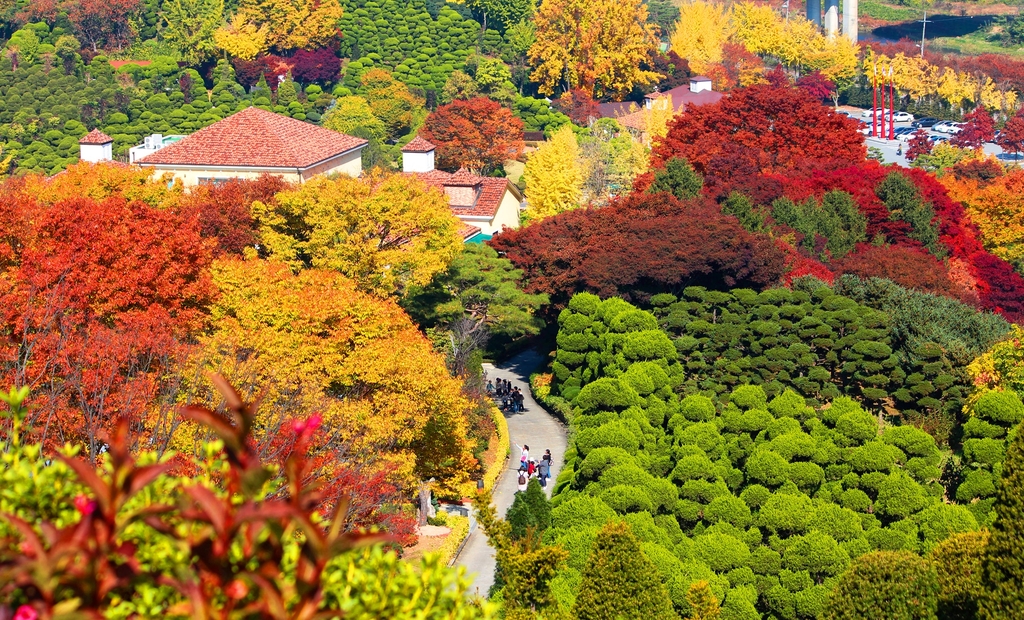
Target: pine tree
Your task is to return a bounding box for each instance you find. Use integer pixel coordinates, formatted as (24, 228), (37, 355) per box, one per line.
(574, 521), (675, 620)
(979, 417), (1024, 620)
(827, 550), (939, 620)
(505, 478), (552, 540)
(647, 156), (703, 200)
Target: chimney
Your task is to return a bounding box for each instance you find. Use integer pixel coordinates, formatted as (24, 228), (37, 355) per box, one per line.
(689, 76), (713, 93)
(401, 136), (436, 173)
(78, 129), (114, 163)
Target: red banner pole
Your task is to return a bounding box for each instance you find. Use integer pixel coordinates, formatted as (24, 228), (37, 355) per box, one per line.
(872, 64), (878, 137)
(889, 69), (895, 140)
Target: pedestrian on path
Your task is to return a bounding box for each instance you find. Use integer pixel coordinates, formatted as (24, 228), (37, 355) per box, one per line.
(514, 442), (529, 467)
(516, 470), (528, 492)
(537, 457), (550, 487)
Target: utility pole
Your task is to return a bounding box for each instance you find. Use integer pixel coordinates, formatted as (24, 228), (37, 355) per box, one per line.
(919, 10), (930, 57)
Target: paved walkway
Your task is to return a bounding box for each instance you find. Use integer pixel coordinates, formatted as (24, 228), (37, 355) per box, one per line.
(455, 349), (568, 597)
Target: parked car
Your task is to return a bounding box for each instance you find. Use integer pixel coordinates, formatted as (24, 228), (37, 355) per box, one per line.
(931, 134), (949, 143)
(892, 111), (914, 123)
(933, 121), (956, 133)
(912, 117), (939, 128)
(947, 123), (964, 135)
(894, 127), (916, 141)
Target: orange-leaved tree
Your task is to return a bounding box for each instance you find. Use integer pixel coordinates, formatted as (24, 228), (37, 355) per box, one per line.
(422, 97), (525, 174)
(0, 170), (215, 460)
(155, 258), (478, 495)
(942, 167), (1024, 276)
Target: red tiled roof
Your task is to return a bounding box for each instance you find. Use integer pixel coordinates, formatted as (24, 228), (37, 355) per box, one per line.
(137, 107), (367, 168)
(79, 129), (113, 145)
(690, 75), (712, 81)
(457, 222), (482, 239)
(402, 136), (436, 153)
(409, 169), (520, 219)
(644, 86), (723, 109)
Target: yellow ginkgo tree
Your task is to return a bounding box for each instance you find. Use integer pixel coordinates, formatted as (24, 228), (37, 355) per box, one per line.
(523, 125), (584, 221)
(252, 172), (462, 297)
(162, 258), (479, 495)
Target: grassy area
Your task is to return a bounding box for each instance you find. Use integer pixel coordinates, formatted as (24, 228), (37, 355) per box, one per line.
(929, 29), (1024, 57)
(861, 0), (918, 21)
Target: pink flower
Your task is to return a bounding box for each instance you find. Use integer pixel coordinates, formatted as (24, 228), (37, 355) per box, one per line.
(291, 419), (307, 434)
(14, 605), (38, 620)
(291, 413), (323, 435)
(73, 494), (97, 516)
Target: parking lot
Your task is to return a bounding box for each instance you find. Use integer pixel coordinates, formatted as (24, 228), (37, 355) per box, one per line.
(837, 106), (1017, 168)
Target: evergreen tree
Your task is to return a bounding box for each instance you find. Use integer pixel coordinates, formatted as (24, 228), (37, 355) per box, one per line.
(876, 171), (945, 259)
(574, 521), (675, 620)
(647, 156), (703, 200)
(979, 416), (1024, 620)
(827, 550), (939, 620)
(505, 478), (552, 540)
(685, 580), (720, 620)
(929, 530), (988, 620)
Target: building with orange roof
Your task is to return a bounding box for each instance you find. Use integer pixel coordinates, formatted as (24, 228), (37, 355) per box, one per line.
(133, 107), (367, 186)
(401, 137), (522, 241)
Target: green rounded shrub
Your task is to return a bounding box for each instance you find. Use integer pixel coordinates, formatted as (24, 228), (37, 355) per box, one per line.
(826, 551), (939, 620)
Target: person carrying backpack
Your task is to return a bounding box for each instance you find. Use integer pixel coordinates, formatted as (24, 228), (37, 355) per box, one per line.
(537, 457), (550, 488)
(517, 470), (528, 492)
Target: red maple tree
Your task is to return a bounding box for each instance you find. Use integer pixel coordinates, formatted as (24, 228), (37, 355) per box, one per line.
(951, 106), (996, 149)
(997, 108), (1024, 157)
(795, 71), (835, 102)
(832, 244), (974, 302)
(905, 129), (934, 162)
(421, 96), (525, 174)
(488, 191), (787, 313)
(650, 84), (865, 179)
(0, 192), (215, 458)
(552, 88), (601, 125)
(179, 175), (289, 256)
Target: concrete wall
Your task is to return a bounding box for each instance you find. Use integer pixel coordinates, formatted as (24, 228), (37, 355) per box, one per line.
(300, 149), (363, 181)
(478, 187), (522, 235)
(140, 148), (364, 187)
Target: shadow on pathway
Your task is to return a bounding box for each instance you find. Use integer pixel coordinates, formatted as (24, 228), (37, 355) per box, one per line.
(454, 348), (568, 598)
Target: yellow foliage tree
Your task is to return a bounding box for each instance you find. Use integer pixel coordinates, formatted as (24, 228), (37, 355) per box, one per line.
(670, 0), (734, 74)
(523, 125), (584, 221)
(162, 258), (477, 493)
(213, 14), (270, 60)
(226, 0), (342, 53)
(731, 2), (781, 57)
(942, 168), (1024, 272)
(321, 96), (387, 143)
(252, 172), (461, 296)
(937, 67), (975, 110)
(16, 161), (181, 208)
(641, 94), (677, 145)
(528, 0), (660, 98)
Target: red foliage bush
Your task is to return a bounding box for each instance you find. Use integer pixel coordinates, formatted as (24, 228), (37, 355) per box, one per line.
(831, 244), (968, 300)
(651, 84), (865, 179)
(290, 48), (341, 83)
(488, 191), (787, 311)
(179, 175), (289, 256)
(552, 88), (601, 125)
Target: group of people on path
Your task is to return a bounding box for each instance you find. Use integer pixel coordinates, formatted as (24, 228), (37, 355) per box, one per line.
(513, 442), (551, 492)
(487, 378), (525, 413)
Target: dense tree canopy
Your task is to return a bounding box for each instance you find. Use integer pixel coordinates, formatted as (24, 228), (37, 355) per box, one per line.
(489, 190), (787, 312)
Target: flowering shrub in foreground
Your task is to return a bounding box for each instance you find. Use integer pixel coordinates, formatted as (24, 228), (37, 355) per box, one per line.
(0, 380), (492, 619)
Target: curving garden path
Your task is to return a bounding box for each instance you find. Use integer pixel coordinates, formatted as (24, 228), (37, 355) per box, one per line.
(454, 348), (568, 597)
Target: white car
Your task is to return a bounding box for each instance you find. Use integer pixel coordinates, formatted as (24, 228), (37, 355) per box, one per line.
(892, 111), (914, 123)
(947, 123), (964, 135)
(932, 121), (955, 133)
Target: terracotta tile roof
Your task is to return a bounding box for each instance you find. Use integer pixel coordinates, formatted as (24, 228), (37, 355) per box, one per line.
(401, 136), (436, 152)
(137, 107), (367, 168)
(457, 222), (482, 239)
(408, 169), (521, 219)
(643, 86), (724, 109)
(79, 129), (113, 145)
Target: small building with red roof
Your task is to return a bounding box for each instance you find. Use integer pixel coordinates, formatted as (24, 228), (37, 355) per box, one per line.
(78, 129), (114, 163)
(134, 107), (367, 186)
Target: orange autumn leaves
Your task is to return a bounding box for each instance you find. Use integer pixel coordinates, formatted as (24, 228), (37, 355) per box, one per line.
(942, 167), (1024, 275)
(179, 259), (476, 493)
(0, 162), (475, 493)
